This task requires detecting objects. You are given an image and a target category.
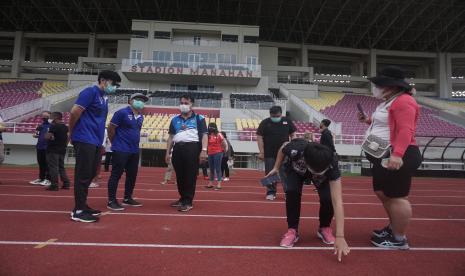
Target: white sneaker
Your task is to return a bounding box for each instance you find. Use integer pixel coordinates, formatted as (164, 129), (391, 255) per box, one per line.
(265, 194), (276, 201)
(223, 177), (230, 181)
(29, 179), (43, 185)
(89, 182), (99, 188)
(40, 180), (51, 186)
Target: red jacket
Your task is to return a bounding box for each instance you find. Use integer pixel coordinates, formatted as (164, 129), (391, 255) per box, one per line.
(388, 94), (419, 157)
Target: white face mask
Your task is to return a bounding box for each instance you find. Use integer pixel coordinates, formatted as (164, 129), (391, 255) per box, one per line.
(372, 87), (385, 99)
(179, 104), (191, 114)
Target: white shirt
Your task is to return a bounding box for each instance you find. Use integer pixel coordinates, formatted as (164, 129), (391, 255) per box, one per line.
(366, 101), (392, 141)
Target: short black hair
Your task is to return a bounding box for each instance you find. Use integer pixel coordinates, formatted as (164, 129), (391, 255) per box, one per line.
(321, 119), (331, 127)
(221, 131), (227, 138)
(180, 94), (195, 103)
(98, 70), (121, 84)
(269, 105), (282, 115)
(304, 142), (334, 173)
(51, 111), (63, 120)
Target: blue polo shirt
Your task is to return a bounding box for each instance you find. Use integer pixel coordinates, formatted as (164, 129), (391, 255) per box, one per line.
(168, 112), (207, 143)
(36, 121), (51, 150)
(71, 85), (108, 146)
(110, 106), (144, 153)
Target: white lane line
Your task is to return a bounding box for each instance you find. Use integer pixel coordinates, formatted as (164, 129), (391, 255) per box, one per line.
(0, 185), (464, 198)
(0, 193), (464, 207)
(1, 240), (464, 252)
(0, 209), (464, 221)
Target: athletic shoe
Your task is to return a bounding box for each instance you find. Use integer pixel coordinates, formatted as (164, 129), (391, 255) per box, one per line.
(40, 179), (51, 186)
(29, 179), (43, 185)
(265, 194), (276, 201)
(107, 200), (125, 211)
(85, 206), (102, 216)
(372, 225), (393, 238)
(71, 210), (99, 223)
(223, 177), (230, 181)
(46, 185), (59, 191)
(371, 233), (409, 250)
(89, 182), (99, 188)
(178, 204), (193, 212)
(280, 229), (299, 248)
(170, 200), (182, 207)
(317, 227), (336, 245)
(160, 181), (168, 185)
(122, 198), (143, 207)
(61, 185), (70, 190)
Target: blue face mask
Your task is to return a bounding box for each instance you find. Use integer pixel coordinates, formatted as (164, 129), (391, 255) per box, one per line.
(104, 83), (117, 94)
(270, 117), (282, 123)
(132, 100), (144, 110)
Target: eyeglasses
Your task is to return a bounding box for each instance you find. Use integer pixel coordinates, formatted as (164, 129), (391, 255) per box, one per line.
(307, 166), (329, 176)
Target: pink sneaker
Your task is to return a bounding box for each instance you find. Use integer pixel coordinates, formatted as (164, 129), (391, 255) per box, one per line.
(317, 227), (335, 245)
(280, 229), (299, 248)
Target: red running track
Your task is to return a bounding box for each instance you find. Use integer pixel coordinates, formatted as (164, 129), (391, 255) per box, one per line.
(0, 167), (464, 276)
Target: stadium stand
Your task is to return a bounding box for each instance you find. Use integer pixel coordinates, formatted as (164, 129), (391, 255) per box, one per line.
(230, 93), (274, 109)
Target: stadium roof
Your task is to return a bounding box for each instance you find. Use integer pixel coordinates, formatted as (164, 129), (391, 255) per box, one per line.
(1, 0), (465, 52)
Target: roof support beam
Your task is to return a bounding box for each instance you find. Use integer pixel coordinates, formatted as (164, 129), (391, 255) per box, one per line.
(71, 0), (95, 32)
(370, 1), (414, 48)
(320, 0), (351, 45)
(153, 0), (161, 19)
(402, 1), (454, 51)
(267, 0), (285, 40)
(285, 0), (306, 42)
(92, 0), (113, 33)
(335, 0), (373, 46)
(255, 0), (262, 25)
(133, 0), (142, 19)
(354, 0), (392, 48)
(51, 0), (78, 33)
(113, 0), (130, 33)
(386, 0), (435, 49)
(29, 0), (59, 32)
(303, 0), (328, 43)
(421, 6), (465, 51)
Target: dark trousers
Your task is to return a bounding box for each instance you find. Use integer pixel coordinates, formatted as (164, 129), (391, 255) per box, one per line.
(73, 142), (100, 211)
(172, 142), (200, 205)
(37, 149), (49, 180)
(282, 170), (334, 230)
(199, 161), (208, 177)
(46, 152), (70, 187)
(221, 156), (229, 178)
(104, 152), (112, 171)
(107, 151), (140, 201)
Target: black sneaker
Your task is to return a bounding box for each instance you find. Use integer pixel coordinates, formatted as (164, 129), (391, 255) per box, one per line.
(61, 185), (70, 190)
(85, 205), (102, 216)
(170, 200), (182, 207)
(372, 225), (393, 238)
(71, 210), (99, 223)
(46, 185), (59, 191)
(107, 200), (125, 211)
(122, 198), (143, 207)
(178, 204), (193, 212)
(371, 233), (409, 250)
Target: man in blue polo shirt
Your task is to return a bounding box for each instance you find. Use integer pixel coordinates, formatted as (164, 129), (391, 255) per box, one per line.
(29, 111), (51, 186)
(106, 93), (148, 211)
(166, 94), (208, 212)
(68, 70), (121, 223)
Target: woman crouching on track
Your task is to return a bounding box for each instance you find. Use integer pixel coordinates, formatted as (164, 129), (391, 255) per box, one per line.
(265, 140), (350, 262)
(359, 66), (422, 249)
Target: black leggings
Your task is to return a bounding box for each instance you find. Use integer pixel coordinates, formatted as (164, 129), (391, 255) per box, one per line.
(283, 170), (333, 230)
(221, 157), (229, 178)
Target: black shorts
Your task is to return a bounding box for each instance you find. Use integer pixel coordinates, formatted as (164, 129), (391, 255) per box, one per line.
(367, 146), (422, 198)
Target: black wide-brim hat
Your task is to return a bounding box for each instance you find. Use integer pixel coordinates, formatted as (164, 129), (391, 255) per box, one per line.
(368, 66), (412, 90)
